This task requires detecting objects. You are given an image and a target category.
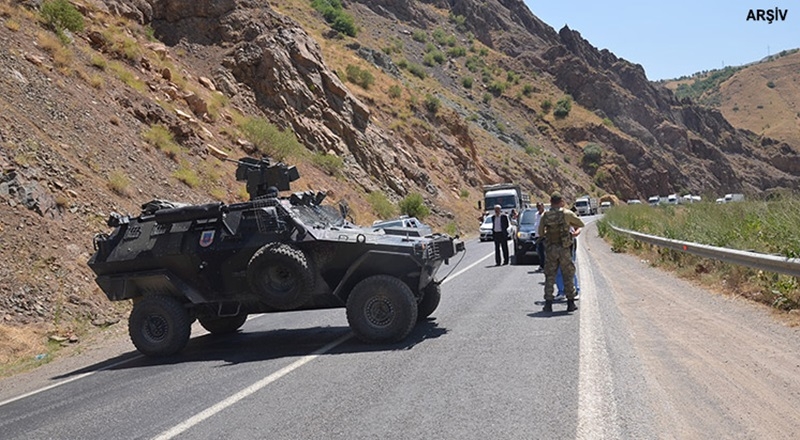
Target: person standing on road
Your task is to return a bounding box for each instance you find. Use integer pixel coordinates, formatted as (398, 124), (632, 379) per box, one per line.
(533, 202), (546, 271)
(491, 204), (510, 266)
(555, 226), (580, 300)
(537, 193), (584, 312)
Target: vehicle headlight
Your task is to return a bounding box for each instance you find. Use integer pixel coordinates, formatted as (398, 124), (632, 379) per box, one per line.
(517, 231), (530, 240)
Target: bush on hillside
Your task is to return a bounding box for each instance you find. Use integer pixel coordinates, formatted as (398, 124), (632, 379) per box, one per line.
(398, 192), (430, 220)
(41, 0), (84, 41)
(553, 96), (572, 118)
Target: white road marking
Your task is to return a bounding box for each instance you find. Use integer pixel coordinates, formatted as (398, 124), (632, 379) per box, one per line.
(0, 356), (141, 408)
(442, 250), (495, 284)
(0, 315), (276, 409)
(576, 234), (621, 439)
(152, 333), (352, 440)
(152, 250), (487, 438)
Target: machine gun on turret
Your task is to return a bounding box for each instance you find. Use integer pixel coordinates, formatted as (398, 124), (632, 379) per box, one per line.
(233, 157), (299, 200)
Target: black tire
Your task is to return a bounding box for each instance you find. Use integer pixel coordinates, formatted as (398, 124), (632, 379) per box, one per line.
(128, 295), (191, 357)
(346, 275), (418, 343)
(198, 314), (248, 335)
(247, 243), (314, 310)
(417, 283), (441, 321)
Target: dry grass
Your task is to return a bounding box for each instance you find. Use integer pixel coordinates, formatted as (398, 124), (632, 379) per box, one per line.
(37, 30), (73, 71)
(107, 169), (131, 196)
(173, 162), (200, 187)
(142, 124), (181, 159)
(714, 50), (800, 146)
(108, 60), (145, 91)
(0, 324), (50, 378)
(5, 19), (20, 31)
(599, 201), (800, 317)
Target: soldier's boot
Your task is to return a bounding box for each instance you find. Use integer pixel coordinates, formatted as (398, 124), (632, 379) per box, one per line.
(543, 300), (553, 313)
(566, 299), (577, 312)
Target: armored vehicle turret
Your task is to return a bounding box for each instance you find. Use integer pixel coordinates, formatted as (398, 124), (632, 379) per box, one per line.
(88, 157), (464, 357)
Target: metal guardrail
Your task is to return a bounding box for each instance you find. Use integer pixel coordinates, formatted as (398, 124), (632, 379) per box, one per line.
(609, 225), (800, 278)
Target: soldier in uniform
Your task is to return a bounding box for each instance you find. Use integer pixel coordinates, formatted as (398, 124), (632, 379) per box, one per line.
(537, 193), (585, 312)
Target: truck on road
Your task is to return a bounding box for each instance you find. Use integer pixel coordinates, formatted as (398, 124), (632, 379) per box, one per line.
(481, 183), (530, 218)
(574, 195), (598, 216)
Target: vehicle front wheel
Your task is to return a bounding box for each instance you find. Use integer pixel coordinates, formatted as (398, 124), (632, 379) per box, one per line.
(198, 314), (248, 335)
(128, 295), (191, 357)
(346, 275), (418, 343)
(417, 283), (441, 321)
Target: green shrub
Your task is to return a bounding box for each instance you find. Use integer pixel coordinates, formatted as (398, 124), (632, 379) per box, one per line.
(238, 117), (304, 160)
(344, 64), (375, 89)
(482, 93), (492, 104)
(522, 84), (534, 97)
(459, 189), (470, 199)
(398, 192), (430, 220)
(312, 153), (344, 176)
(406, 63), (427, 79)
(462, 77), (473, 89)
(506, 71), (520, 84)
(465, 56), (480, 72)
(412, 30), (427, 43)
(432, 28), (447, 45)
(41, 0), (84, 35)
(488, 81), (507, 96)
(388, 84), (402, 99)
(447, 46), (466, 58)
(424, 94), (441, 114)
(541, 99), (552, 113)
(310, 0), (358, 37)
(367, 191), (396, 219)
(582, 143), (603, 166)
(422, 50), (445, 66)
(553, 96), (572, 118)
(766, 81), (776, 89)
(449, 13), (467, 31)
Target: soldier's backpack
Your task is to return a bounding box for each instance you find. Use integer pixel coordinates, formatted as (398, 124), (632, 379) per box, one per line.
(543, 209), (572, 248)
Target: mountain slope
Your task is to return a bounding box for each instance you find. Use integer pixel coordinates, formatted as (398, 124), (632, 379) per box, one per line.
(0, 0), (798, 368)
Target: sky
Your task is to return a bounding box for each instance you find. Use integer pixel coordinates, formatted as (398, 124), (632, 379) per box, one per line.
(523, 1), (798, 80)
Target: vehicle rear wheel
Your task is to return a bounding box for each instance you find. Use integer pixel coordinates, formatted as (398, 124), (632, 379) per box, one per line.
(247, 243), (314, 310)
(198, 314), (248, 335)
(417, 283), (441, 321)
(128, 295), (191, 357)
(346, 275), (418, 343)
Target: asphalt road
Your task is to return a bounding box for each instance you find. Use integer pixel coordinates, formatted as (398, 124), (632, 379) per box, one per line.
(2, 218), (800, 439)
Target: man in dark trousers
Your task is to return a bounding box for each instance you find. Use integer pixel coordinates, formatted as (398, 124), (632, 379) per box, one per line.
(491, 204), (510, 266)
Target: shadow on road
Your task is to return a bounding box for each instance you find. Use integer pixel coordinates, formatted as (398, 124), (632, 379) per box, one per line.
(52, 320), (449, 378)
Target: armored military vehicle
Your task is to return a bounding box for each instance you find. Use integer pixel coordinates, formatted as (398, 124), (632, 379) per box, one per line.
(88, 157), (464, 357)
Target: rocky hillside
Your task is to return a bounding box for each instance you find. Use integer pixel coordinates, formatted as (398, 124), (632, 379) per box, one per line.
(0, 0), (798, 367)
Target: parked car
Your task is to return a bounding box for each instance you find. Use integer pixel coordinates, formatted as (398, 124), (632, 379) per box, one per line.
(372, 216), (432, 237)
(512, 208), (540, 264)
(600, 201), (612, 213)
(626, 199), (642, 205)
(647, 196), (660, 206)
(479, 215), (513, 242)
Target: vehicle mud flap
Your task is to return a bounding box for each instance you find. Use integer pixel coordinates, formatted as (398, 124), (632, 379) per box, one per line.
(346, 275), (418, 343)
(247, 243), (314, 310)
